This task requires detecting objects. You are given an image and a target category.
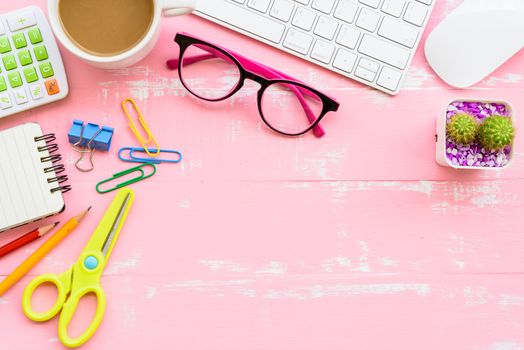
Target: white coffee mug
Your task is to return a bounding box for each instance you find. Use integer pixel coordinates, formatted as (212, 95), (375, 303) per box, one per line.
(47, 0), (195, 69)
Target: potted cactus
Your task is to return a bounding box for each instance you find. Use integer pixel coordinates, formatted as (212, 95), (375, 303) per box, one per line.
(436, 99), (516, 169)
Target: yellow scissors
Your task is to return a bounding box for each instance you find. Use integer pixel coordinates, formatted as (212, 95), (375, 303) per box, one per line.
(22, 189), (135, 348)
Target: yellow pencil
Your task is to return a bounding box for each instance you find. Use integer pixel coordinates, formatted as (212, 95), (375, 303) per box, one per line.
(0, 207), (91, 296)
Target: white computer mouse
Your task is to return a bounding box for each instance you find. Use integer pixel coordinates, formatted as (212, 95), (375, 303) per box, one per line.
(425, 0), (524, 88)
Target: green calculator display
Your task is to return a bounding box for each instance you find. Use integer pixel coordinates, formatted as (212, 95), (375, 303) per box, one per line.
(0, 6), (68, 118)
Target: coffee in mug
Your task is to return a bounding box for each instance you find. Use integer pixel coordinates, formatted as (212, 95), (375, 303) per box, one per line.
(48, 0), (195, 69)
(58, 0), (155, 56)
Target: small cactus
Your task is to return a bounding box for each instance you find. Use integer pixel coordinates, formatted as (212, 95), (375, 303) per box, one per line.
(447, 113), (479, 145)
(478, 115), (515, 150)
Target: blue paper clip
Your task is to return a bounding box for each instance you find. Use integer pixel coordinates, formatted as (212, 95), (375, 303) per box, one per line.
(118, 147), (182, 164)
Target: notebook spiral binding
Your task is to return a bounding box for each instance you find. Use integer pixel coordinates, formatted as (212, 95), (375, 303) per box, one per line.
(34, 133), (71, 194)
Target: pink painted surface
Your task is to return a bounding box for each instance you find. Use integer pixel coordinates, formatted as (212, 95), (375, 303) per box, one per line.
(1, 0), (524, 349)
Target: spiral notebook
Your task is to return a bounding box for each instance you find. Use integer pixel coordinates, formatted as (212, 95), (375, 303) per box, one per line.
(0, 123), (70, 232)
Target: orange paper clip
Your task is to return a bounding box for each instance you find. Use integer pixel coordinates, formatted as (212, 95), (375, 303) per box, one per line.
(122, 97), (160, 157)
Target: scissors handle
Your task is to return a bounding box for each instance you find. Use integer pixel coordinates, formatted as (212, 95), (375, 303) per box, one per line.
(58, 286), (106, 348)
(23, 273), (69, 322)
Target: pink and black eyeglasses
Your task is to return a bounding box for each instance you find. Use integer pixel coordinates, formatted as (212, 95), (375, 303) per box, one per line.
(167, 33), (340, 137)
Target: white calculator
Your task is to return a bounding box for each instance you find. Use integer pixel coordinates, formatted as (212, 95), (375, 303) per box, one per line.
(0, 6), (68, 119)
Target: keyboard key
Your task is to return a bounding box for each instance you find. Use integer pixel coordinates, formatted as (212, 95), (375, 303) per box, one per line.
(270, 0), (295, 22)
(34, 45), (48, 61)
(197, 0), (286, 43)
(18, 49), (33, 66)
(24, 66), (39, 83)
(359, 0), (381, 9)
(358, 57), (380, 72)
(7, 10), (37, 31)
(28, 28), (43, 44)
(356, 8), (381, 32)
(379, 17), (419, 48)
(45, 79), (60, 95)
(311, 40), (335, 63)
(336, 25), (361, 49)
(40, 62), (54, 78)
(404, 2), (428, 26)
(416, 0), (432, 5)
(0, 37), (12, 54)
(283, 28), (313, 54)
(13, 87), (28, 105)
(248, 0), (271, 13)
(377, 66), (402, 91)
(382, 0), (405, 17)
(334, 0), (359, 23)
(2, 54), (17, 71)
(29, 83), (44, 100)
(0, 76), (7, 92)
(8, 71), (22, 88)
(0, 93), (12, 109)
(358, 34), (410, 69)
(312, 0), (336, 14)
(355, 66), (376, 81)
(332, 49), (357, 72)
(314, 16), (338, 40)
(0, 22), (5, 36)
(292, 7), (317, 31)
(12, 32), (27, 49)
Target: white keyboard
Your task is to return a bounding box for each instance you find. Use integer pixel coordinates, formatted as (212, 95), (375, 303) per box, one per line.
(195, 0), (436, 95)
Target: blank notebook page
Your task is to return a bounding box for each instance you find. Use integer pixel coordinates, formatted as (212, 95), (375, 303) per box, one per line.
(0, 123), (65, 232)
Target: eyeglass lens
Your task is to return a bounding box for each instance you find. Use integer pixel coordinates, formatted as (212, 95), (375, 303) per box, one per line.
(180, 43), (242, 101)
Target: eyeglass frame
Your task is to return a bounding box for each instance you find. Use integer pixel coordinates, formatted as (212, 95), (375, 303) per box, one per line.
(167, 32), (340, 137)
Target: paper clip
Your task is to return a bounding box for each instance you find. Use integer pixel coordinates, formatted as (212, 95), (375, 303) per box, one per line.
(122, 97), (160, 157)
(96, 163), (156, 194)
(118, 147), (182, 164)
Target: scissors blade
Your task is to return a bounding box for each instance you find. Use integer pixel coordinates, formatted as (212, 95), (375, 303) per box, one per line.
(101, 192), (132, 257)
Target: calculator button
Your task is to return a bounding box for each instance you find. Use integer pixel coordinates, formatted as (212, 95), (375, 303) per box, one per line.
(13, 87), (28, 105)
(24, 66), (38, 83)
(34, 45), (48, 61)
(18, 49), (33, 66)
(28, 28), (42, 44)
(7, 10), (37, 31)
(8, 71), (22, 88)
(2, 54), (17, 70)
(0, 93), (12, 109)
(0, 37), (11, 54)
(40, 62), (54, 78)
(0, 77), (7, 92)
(45, 79), (60, 95)
(12, 32), (27, 49)
(29, 83), (44, 100)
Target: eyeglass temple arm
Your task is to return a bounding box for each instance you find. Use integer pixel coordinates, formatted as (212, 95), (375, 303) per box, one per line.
(167, 51), (326, 138)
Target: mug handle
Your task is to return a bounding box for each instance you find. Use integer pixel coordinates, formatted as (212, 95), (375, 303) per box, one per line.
(163, 0), (196, 17)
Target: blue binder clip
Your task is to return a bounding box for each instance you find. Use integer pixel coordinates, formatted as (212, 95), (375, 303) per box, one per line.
(68, 120), (115, 172)
(68, 120), (114, 151)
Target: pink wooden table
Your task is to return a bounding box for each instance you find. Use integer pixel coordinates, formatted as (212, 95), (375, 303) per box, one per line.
(1, 0), (523, 349)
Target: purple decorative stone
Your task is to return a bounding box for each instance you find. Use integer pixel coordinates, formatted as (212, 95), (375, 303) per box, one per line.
(446, 100), (512, 168)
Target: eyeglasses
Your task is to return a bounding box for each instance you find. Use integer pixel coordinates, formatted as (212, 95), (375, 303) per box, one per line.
(167, 33), (340, 137)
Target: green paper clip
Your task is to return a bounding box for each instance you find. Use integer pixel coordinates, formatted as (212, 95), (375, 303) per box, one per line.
(96, 163), (156, 194)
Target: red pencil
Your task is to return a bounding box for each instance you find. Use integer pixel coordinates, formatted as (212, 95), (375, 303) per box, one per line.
(0, 222), (59, 258)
